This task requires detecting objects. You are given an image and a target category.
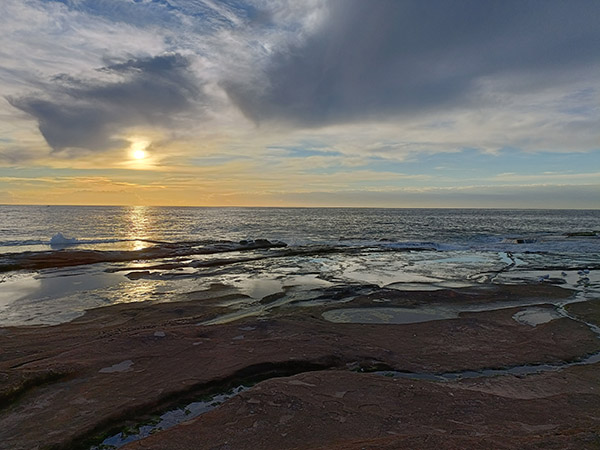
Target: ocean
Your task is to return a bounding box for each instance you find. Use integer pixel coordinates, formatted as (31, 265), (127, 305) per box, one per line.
(1, 205), (599, 326)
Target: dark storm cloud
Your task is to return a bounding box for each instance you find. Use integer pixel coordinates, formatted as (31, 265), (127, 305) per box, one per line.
(224, 0), (600, 126)
(8, 54), (202, 151)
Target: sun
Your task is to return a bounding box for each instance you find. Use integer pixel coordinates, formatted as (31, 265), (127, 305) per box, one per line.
(133, 148), (147, 160)
(129, 139), (150, 160)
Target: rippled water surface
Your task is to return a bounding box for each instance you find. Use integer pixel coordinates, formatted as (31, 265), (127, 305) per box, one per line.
(1, 206), (599, 251)
(1, 206), (598, 326)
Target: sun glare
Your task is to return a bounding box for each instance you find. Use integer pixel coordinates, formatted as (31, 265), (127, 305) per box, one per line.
(133, 149), (147, 160)
(130, 139), (149, 160)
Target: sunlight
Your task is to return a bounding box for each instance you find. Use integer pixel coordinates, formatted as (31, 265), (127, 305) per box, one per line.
(126, 205), (153, 250)
(129, 138), (150, 161)
(133, 148), (147, 160)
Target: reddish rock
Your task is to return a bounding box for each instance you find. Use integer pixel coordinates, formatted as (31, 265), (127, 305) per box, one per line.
(0, 285), (598, 449)
(124, 369), (600, 450)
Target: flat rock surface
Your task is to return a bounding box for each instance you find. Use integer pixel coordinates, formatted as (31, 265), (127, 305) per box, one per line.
(0, 284), (598, 449)
(124, 368), (600, 450)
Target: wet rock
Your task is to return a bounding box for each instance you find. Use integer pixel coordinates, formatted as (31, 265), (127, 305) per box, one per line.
(565, 300), (600, 327)
(565, 231), (598, 237)
(126, 270), (152, 280)
(502, 238), (536, 244)
(1, 239), (288, 272)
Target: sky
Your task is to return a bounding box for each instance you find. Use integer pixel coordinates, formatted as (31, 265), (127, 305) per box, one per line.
(0, 0), (599, 208)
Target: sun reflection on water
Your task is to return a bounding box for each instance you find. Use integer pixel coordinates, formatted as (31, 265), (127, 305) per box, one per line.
(114, 279), (162, 305)
(126, 206), (154, 251)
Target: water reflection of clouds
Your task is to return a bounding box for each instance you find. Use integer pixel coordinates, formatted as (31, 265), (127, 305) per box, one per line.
(0, 269), (129, 326)
(0, 274), (42, 308)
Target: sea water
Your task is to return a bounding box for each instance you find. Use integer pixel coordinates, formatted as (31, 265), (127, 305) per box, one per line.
(0, 206), (598, 326)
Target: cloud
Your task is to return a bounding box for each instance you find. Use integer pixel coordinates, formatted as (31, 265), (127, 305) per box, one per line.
(0, 147), (41, 164)
(1, 0), (599, 175)
(7, 53), (203, 152)
(224, 0), (600, 127)
(278, 183), (600, 209)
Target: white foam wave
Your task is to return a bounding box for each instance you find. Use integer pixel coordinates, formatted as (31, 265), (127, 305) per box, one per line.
(50, 232), (79, 247)
(0, 239), (48, 247)
(47, 234), (150, 248)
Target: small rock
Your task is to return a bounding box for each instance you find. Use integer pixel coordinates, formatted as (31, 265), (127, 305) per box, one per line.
(154, 331), (166, 338)
(126, 271), (151, 280)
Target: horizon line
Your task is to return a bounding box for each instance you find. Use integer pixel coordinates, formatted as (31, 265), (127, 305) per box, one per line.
(1, 203), (598, 211)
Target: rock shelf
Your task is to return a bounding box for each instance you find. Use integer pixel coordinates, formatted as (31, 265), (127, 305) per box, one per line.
(0, 285), (599, 449)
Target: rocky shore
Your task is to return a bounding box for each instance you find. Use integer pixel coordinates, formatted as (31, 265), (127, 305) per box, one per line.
(1, 284), (599, 449)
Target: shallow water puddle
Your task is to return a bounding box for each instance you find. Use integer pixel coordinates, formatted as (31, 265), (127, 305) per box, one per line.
(322, 307), (456, 324)
(497, 269), (599, 296)
(231, 277), (284, 299)
(341, 265), (444, 288)
(91, 385), (249, 449)
(99, 360), (134, 373)
(385, 280), (474, 291)
(377, 350), (600, 382)
(512, 307), (562, 326)
(0, 273), (41, 307)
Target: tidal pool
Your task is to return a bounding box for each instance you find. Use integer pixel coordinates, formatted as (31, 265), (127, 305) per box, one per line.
(512, 307), (563, 326)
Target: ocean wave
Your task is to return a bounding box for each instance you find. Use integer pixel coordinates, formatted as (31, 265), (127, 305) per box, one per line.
(0, 235), (166, 249)
(0, 239), (49, 247)
(48, 233), (170, 248)
(50, 232), (79, 247)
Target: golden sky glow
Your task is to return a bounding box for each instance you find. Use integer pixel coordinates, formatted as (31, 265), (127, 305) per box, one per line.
(0, 1), (599, 208)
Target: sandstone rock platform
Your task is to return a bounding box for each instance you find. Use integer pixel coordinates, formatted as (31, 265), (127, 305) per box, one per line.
(0, 284), (598, 449)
